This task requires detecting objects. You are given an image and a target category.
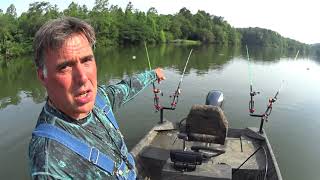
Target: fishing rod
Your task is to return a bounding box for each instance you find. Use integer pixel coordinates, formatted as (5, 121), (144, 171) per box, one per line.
(250, 81), (284, 133)
(158, 49), (193, 124)
(248, 48), (300, 133)
(295, 50), (300, 60)
(247, 46), (260, 114)
(144, 42), (162, 112)
(170, 49), (193, 109)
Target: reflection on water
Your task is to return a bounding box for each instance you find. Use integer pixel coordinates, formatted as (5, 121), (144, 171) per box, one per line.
(0, 56), (46, 109)
(0, 44), (319, 180)
(0, 44), (300, 110)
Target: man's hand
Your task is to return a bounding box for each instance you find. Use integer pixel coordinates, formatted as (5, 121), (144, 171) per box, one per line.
(155, 68), (165, 83)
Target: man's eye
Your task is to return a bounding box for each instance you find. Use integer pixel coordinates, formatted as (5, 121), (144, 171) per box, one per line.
(83, 58), (92, 63)
(60, 65), (67, 70)
(59, 65), (70, 71)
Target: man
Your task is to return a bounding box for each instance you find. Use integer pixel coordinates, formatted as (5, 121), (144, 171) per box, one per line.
(29, 17), (165, 179)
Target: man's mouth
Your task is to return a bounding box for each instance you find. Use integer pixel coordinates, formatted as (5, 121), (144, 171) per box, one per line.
(76, 89), (92, 99)
(74, 89), (93, 105)
(78, 90), (89, 98)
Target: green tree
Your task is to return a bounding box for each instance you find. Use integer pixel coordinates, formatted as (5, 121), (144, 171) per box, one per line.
(0, 2), (310, 60)
(63, 2), (88, 19)
(6, 4), (17, 18)
(92, 0), (109, 12)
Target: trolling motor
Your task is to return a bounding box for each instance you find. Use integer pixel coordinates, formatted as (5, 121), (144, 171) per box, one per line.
(205, 90), (224, 108)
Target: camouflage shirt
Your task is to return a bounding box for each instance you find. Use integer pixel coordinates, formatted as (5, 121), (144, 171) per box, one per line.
(29, 70), (156, 179)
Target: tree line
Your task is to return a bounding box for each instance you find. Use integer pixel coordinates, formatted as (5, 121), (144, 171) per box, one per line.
(238, 27), (309, 53)
(0, 0), (311, 60)
(310, 44), (320, 60)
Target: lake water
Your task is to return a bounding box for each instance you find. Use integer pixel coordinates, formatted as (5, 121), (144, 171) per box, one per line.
(0, 44), (319, 179)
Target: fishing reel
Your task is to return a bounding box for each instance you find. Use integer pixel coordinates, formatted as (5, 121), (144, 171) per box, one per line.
(249, 90), (260, 114)
(169, 88), (181, 97)
(249, 90), (279, 133)
(153, 87), (163, 112)
(153, 87), (164, 96)
(170, 88), (181, 108)
(246, 46), (289, 134)
(264, 96), (278, 119)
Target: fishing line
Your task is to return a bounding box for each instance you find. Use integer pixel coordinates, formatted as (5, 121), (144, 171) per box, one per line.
(180, 49), (193, 82)
(294, 50), (300, 60)
(144, 42), (152, 71)
(246, 45), (253, 87)
(247, 46), (259, 114)
(271, 50), (299, 106)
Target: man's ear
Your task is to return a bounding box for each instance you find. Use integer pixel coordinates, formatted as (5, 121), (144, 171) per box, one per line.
(37, 68), (47, 87)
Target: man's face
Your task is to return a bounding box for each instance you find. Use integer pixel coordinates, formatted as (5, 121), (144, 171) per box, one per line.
(38, 33), (97, 119)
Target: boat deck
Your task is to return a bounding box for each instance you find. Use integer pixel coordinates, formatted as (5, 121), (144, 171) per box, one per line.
(149, 130), (266, 169)
(131, 121), (280, 180)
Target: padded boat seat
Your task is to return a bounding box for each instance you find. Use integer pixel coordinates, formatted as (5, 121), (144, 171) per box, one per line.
(181, 104), (228, 145)
(171, 105), (229, 171)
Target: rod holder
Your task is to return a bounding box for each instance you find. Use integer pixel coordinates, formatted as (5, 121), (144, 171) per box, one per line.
(160, 107), (175, 124)
(250, 114), (265, 134)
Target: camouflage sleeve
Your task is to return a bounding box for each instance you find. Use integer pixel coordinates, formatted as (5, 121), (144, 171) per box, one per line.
(29, 137), (69, 180)
(32, 173), (66, 180)
(101, 70), (157, 112)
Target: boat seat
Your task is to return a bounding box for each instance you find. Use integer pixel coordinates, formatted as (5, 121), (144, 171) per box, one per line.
(180, 104), (228, 143)
(176, 105), (228, 159)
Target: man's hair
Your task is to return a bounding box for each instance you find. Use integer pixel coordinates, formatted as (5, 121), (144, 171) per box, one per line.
(33, 17), (96, 69)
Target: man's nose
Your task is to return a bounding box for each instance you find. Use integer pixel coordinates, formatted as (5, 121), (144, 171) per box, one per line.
(74, 63), (88, 86)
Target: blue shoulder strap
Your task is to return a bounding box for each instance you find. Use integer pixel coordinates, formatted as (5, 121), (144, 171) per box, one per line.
(33, 123), (115, 174)
(32, 123), (136, 179)
(95, 92), (119, 130)
(32, 90), (137, 178)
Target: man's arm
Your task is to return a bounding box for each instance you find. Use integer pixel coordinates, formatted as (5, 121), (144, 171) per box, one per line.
(32, 173), (66, 180)
(101, 69), (164, 112)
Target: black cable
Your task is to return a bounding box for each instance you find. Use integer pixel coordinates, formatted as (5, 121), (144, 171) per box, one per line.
(232, 145), (269, 180)
(232, 146), (262, 175)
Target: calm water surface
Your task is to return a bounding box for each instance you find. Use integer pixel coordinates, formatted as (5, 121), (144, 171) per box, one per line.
(0, 45), (319, 179)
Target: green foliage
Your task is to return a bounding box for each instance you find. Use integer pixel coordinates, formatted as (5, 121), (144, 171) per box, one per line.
(159, 30), (166, 43)
(63, 2), (88, 18)
(238, 27), (309, 53)
(310, 44), (320, 59)
(6, 4), (17, 18)
(0, 1), (312, 60)
(169, 39), (201, 45)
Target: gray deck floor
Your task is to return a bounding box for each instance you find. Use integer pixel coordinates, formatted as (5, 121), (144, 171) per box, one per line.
(148, 130), (266, 171)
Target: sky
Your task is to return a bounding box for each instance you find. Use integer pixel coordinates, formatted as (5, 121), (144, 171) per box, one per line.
(1, 0), (319, 44)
